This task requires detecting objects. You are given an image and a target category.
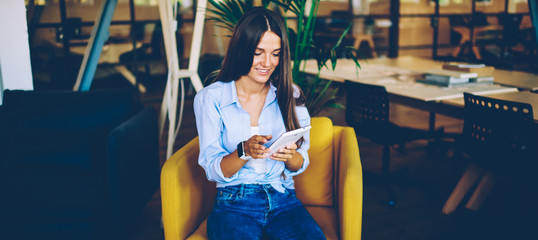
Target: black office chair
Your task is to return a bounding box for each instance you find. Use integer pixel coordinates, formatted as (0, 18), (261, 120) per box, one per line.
(461, 92), (536, 177)
(443, 93), (537, 214)
(345, 80), (431, 207)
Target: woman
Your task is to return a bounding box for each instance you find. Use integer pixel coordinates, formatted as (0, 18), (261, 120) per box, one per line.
(193, 7), (326, 240)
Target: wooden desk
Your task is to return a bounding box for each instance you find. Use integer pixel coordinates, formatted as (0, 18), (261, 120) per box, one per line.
(70, 42), (142, 64)
(303, 56), (518, 113)
(304, 56), (538, 91)
(489, 69), (538, 91)
(302, 56), (523, 130)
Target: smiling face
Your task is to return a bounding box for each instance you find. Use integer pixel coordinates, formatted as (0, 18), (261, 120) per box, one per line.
(240, 31), (281, 85)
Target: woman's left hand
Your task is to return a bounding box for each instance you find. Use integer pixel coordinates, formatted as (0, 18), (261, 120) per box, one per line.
(270, 143), (297, 162)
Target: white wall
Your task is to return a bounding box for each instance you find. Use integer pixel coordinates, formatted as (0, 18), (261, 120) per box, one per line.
(0, 0), (34, 105)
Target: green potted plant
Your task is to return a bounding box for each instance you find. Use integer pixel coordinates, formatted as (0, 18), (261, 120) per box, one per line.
(207, 0), (362, 116)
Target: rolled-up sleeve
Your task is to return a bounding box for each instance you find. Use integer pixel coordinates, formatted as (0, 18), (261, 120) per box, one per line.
(193, 89), (239, 183)
(284, 104), (311, 177)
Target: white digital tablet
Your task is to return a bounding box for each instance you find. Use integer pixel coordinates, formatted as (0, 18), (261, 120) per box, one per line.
(268, 126), (311, 155)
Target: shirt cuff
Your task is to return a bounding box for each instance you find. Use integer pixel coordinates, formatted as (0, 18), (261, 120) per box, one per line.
(212, 157), (240, 182)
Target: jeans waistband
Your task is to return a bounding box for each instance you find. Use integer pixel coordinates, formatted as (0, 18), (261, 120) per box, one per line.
(217, 183), (283, 194)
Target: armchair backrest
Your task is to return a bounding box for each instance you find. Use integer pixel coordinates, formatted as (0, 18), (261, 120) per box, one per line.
(294, 117), (335, 207)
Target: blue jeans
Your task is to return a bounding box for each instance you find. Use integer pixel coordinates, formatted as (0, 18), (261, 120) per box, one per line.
(207, 184), (326, 240)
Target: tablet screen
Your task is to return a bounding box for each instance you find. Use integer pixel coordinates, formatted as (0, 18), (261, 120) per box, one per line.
(268, 126), (311, 155)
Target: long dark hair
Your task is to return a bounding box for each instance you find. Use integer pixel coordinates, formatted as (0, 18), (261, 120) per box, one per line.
(215, 7), (304, 136)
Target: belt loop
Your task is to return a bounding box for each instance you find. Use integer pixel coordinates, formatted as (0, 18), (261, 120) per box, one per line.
(239, 184), (244, 198)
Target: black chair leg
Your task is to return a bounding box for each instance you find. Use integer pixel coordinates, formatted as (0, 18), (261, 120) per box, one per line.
(383, 145), (397, 207)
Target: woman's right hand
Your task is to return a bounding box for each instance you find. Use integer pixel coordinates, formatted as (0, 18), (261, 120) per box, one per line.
(244, 135), (272, 159)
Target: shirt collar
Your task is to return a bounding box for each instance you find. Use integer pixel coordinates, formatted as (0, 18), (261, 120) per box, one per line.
(219, 81), (236, 108)
(264, 83), (278, 109)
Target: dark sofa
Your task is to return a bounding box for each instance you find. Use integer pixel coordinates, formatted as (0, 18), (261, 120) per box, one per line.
(0, 87), (160, 240)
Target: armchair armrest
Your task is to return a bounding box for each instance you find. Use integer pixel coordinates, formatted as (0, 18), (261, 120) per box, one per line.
(334, 126), (363, 240)
(161, 137), (216, 240)
(106, 106), (160, 233)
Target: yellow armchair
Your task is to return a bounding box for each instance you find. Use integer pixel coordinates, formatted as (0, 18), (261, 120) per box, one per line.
(161, 117), (363, 240)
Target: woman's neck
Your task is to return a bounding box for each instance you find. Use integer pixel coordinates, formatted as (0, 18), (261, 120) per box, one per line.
(235, 79), (271, 126)
(235, 79), (269, 97)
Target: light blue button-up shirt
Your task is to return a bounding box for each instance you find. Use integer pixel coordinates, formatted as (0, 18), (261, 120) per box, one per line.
(193, 80), (311, 192)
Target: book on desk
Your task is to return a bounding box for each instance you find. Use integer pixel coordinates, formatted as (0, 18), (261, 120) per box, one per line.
(421, 69), (476, 87)
(420, 65), (495, 87)
(442, 63), (495, 76)
(442, 62), (495, 84)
